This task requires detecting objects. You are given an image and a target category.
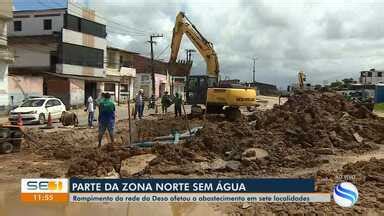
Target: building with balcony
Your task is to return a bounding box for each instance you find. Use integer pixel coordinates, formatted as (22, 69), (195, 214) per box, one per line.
(0, 0), (14, 111)
(105, 46), (136, 103)
(7, 2), (112, 108)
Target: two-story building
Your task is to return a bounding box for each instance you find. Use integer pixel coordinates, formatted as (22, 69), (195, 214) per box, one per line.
(0, 0), (14, 111)
(105, 46), (136, 103)
(360, 68), (384, 85)
(8, 2), (113, 108)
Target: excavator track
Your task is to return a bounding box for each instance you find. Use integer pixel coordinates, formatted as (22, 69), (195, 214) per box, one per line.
(224, 107), (241, 121)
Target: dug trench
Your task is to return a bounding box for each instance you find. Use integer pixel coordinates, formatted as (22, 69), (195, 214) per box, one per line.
(2, 91), (383, 215)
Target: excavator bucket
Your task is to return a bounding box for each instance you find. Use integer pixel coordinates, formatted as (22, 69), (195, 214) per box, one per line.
(168, 60), (192, 77)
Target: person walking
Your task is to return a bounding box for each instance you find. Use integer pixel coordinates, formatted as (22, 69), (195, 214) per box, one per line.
(86, 96), (95, 128)
(174, 92), (182, 117)
(98, 93), (115, 148)
(134, 89), (144, 119)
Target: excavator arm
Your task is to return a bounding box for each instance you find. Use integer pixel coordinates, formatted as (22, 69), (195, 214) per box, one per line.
(169, 12), (219, 77)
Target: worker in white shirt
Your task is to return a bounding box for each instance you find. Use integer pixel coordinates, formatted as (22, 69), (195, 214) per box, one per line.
(86, 96), (95, 128)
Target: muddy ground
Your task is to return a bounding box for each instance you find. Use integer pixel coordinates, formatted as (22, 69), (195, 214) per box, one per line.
(1, 91), (384, 215)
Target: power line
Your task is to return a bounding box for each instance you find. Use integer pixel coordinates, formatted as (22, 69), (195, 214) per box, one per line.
(155, 44), (170, 60)
(33, 0), (149, 37)
(67, 7), (147, 37)
(69, 1), (150, 35)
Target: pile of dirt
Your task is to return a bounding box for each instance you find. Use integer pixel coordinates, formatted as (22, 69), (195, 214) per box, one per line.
(23, 121), (132, 160)
(250, 92), (383, 152)
(147, 92), (384, 175)
(65, 117), (201, 177)
(23, 128), (98, 159)
(67, 145), (149, 177)
(64, 92), (384, 177)
(135, 117), (203, 140)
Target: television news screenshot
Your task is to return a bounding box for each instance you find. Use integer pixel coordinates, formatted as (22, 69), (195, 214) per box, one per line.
(0, 0), (383, 215)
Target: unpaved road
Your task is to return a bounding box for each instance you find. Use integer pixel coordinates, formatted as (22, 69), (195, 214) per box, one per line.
(0, 94), (383, 215)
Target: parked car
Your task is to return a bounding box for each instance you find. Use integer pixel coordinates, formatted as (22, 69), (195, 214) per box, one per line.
(9, 97), (66, 125)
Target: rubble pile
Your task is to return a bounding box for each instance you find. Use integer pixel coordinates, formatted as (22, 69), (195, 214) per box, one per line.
(67, 145), (149, 177)
(250, 92), (383, 152)
(148, 92), (384, 175)
(65, 118), (197, 177)
(23, 128), (98, 159)
(23, 121), (131, 160)
(32, 91), (382, 178)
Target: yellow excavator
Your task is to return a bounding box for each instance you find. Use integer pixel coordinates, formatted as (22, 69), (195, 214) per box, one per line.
(169, 12), (257, 120)
(298, 70), (306, 90)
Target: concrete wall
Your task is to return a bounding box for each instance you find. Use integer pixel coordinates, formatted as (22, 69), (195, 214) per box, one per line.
(134, 73), (151, 98)
(67, 2), (106, 25)
(56, 64), (105, 77)
(10, 43), (56, 68)
(8, 10), (65, 36)
(45, 78), (70, 108)
(133, 73), (170, 98)
(69, 79), (85, 107)
(8, 75), (43, 106)
(0, 0), (12, 20)
(62, 29), (107, 50)
(0, 20), (8, 47)
(155, 73), (167, 97)
(0, 0), (12, 112)
(0, 63), (8, 108)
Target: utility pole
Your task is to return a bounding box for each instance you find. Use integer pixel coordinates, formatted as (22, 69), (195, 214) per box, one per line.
(148, 34), (163, 97)
(252, 57), (257, 83)
(185, 49), (196, 61)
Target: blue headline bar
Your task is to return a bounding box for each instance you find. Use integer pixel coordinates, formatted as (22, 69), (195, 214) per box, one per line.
(70, 178), (315, 193)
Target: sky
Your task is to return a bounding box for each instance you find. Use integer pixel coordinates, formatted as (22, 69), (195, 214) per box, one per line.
(12, 0), (384, 88)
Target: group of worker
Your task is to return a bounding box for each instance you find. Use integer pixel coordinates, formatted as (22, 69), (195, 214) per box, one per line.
(85, 89), (183, 148)
(160, 91), (183, 117)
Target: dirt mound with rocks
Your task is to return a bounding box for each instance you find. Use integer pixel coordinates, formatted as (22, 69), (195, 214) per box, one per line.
(64, 92), (384, 177)
(23, 120), (132, 160)
(23, 128), (98, 159)
(147, 92), (384, 175)
(67, 145), (149, 177)
(65, 117), (203, 177)
(250, 92), (383, 152)
(135, 117), (203, 139)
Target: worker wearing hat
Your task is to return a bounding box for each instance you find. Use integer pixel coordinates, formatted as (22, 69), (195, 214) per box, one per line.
(134, 89), (144, 119)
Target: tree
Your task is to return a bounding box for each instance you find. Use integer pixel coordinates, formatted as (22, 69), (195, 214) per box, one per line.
(329, 80), (343, 90)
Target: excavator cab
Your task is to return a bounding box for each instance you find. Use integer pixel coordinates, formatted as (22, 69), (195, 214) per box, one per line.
(185, 75), (218, 105)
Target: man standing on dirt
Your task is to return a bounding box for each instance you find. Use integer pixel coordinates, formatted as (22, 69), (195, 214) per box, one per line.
(161, 91), (171, 113)
(86, 96), (94, 128)
(98, 93), (115, 148)
(134, 89), (144, 120)
(174, 92), (182, 117)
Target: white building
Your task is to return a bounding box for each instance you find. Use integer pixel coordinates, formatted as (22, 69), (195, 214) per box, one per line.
(8, 2), (112, 108)
(360, 69), (384, 85)
(105, 46), (136, 103)
(0, 0), (14, 111)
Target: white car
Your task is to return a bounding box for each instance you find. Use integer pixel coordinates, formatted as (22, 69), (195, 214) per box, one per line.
(9, 97), (66, 125)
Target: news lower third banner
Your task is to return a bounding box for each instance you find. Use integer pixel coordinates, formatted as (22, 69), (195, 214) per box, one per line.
(21, 178), (331, 203)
